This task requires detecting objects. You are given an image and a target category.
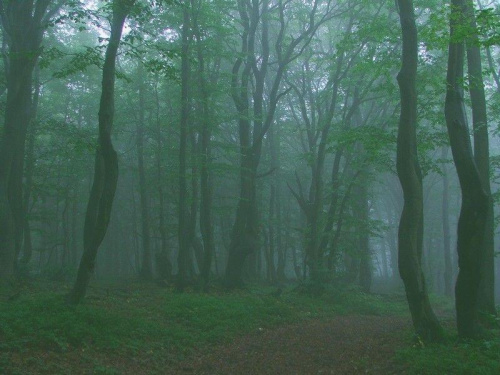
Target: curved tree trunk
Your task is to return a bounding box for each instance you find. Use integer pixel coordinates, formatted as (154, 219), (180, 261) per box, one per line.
(464, 0), (496, 319)
(445, 0), (490, 338)
(67, 0), (134, 305)
(396, 0), (443, 343)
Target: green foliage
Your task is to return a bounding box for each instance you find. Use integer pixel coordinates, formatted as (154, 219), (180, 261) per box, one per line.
(0, 294), (147, 352)
(397, 334), (500, 375)
(0, 285), (408, 360)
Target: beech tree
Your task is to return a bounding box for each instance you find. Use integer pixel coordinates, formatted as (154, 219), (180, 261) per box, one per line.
(445, 0), (491, 338)
(395, 0), (443, 342)
(0, 0), (65, 282)
(68, 0), (135, 304)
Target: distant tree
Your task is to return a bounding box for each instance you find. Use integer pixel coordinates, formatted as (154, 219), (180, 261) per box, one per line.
(176, 1), (191, 291)
(136, 62), (153, 280)
(225, 0), (336, 288)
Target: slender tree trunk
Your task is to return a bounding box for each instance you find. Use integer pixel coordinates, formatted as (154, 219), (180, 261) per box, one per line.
(188, 134), (201, 277)
(71, 193), (78, 268)
(177, 4), (191, 291)
(445, 0), (490, 338)
(67, 0), (134, 304)
(441, 147), (453, 297)
(464, 0), (496, 318)
(154, 80), (172, 282)
(396, 0), (443, 342)
(190, 0), (215, 291)
(136, 63), (152, 280)
(357, 182), (372, 293)
(268, 185), (277, 284)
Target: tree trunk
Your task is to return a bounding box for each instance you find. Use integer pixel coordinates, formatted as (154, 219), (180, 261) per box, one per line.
(0, 1), (52, 282)
(177, 4), (191, 291)
(154, 80), (172, 282)
(191, 2), (216, 291)
(445, 0), (490, 338)
(136, 63), (152, 280)
(441, 147), (453, 297)
(20, 64), (41, 266)
(67, 0), (134, 304)
(396, 0), (443, 343)
(464, 0), (496, 318)
(358, 183), (372, 293)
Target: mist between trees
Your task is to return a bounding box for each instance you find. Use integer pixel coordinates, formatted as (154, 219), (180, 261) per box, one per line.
(0, 0), (499, 344)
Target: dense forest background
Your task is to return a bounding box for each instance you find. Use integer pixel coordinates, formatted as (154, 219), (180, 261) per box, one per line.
(1, 0), (500, 366)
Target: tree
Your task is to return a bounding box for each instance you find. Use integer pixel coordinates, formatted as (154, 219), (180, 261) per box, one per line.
(177, 1), (191, 291)
(136, 62), (153, 280)
(0, 0), (64, 282)
(445, 0), (490, 338)
(68, 0), (135, 304)
(395, 0), (443, 342)
(225, 0), (336, 287)
(464, 0), (496, 319)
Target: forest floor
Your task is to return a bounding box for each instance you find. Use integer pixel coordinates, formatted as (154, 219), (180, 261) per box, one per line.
(1, 281), (499, 374)
(170, 315), (409, 375)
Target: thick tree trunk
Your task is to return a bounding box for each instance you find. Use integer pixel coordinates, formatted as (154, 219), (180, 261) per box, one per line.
(396, 0), (443, 343)
(464, 0), (496, 318)
(20, 64), (41, 266)
(0, 1), (49, 282)
(226, 170), (259, 287)
(445, 0), (490, 338)
(67, 0), (133, 304)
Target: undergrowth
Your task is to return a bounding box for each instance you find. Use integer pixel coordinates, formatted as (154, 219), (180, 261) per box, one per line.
(0, 281), (489, 374)
(396, 333), (500, 375)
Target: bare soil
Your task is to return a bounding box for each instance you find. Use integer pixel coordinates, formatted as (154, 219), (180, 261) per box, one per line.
(171, 315), (410, 375)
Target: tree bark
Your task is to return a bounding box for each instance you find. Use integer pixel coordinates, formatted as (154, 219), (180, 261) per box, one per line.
(154, 80), (172, 281)
(396, 0), (443, 343)
(136, 63), (152, 280)
(67, 0), (134, 304)
(445, 0), (491, 338)
(357, 182), (372, 293)
(464, 0), (496, 318)
(20, 64), (41, 266)
(191, 0), (216, 291)
(441, 147), (453, 297)
(0, 0), (52, 283)
(177, 4), (191, 291)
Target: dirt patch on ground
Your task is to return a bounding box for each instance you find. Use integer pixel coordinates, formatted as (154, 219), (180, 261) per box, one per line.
(171, 315), (411, 375)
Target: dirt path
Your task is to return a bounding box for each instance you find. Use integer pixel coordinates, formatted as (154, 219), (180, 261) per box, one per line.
(172, 316), (411, 375)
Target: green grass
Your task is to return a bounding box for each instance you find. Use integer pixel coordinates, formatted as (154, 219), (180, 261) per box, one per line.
(0, 283), (407, 356)
(396, 335), (500, 375)
(2, 282), (494, 374)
